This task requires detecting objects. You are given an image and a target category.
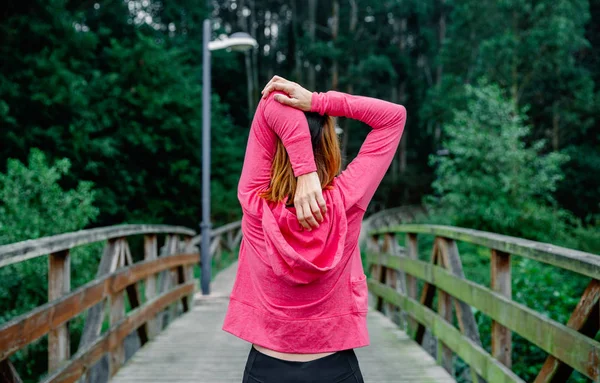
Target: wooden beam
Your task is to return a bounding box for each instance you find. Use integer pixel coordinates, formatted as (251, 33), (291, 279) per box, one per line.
(437, 238), (484, 383)
(176, 266), (190, 312)
(437, 289), (454, 374)
(415, 242), (440, 344)
(405, 233), (419, 337)
(0, 359), (22, 383)
(369, 279), (524, 383)
(0, 253), (197, 362)
(48, 250), (70, 372)
(42, 282), (195, 383)
(109, 241), (126, 377)
(0, 225), (195, 269)
(367, 252), (600, 381)
(144, 235), (158, 339)
(534, 279), (600, 382)
(491, 249), (512, 368)
(78, 239), (120, 354)
(371, 224), (600, 280)
(122, 240), (148, 346)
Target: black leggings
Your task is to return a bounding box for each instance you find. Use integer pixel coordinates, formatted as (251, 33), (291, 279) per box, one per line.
(242, 346), (365, 383)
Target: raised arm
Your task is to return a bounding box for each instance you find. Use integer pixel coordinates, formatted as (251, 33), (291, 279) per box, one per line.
(262, 77), (406, 211)
(311, 91), (406, 210)
(238, 92), (326, 229)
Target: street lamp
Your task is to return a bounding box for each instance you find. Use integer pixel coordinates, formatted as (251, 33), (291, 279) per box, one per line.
(201, 20), (258, 295)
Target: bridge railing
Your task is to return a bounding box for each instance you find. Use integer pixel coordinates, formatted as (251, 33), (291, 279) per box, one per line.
(189, 220), (242, 269)
(367, 224), (599, 383)
(0, 225), (198, 383)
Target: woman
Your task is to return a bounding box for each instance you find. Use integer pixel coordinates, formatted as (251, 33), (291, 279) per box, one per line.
(223, 76), (407, 382)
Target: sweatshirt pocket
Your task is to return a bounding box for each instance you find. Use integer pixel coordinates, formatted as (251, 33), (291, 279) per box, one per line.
(351, 274), (369, 313)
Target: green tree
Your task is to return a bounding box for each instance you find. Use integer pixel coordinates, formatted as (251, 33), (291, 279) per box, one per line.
(0, 149), (100, 381)
(429, 81), (570, 240)
(428, 82), (591, 382)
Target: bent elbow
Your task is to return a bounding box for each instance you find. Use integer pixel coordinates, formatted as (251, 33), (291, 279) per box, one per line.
(394, 105), (407, 127)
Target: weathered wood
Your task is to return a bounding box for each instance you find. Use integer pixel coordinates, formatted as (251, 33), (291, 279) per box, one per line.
(0, 225), (195, 269)
(176, 266), (190, 312)
(437, 238), (484, 383)
(0, 359), (22, 383)
(121, 240), (148, 345)
(491, 250), (512, 368)
(368, 235), (385, 311)
(42, 282), (195, 383)
(144, 235), (159, 339)
(405, 233), (419, 337)
(0, 254), (198, 361)
(112, 261), (453, 383)
(373, 224), (600, 280)
(48, 250), (71, 372)
(210, 236), (222, 266)
(369, 279), (523, 383)
(188, 220), (242, 247)
(437, 289), (454, 374)
(534, 279), (600, 383)
(78, 239), (120, 355)
(109, 241), (127, 378)
(367, 252), (600, 380)
(157, 235), (179, 328)
(415, 243), (440, 344)
(109, 288), (125, 377)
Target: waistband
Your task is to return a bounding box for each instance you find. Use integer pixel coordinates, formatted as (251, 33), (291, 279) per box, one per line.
(246, 346), (360, 382)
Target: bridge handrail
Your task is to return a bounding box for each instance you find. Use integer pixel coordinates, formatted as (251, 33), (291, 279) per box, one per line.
(367, 224), (600, 382)
(0, 224), (196, 268)
(372, 224), (599, 279)
(0, 225), (198, 383)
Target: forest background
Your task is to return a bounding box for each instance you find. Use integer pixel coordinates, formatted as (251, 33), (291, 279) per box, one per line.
(1, 0), (599, 381)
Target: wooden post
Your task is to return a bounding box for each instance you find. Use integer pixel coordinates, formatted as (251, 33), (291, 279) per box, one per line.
(0, 359), (23, 383)
(183, 236), (195, 304)
(383, 234), (397, 319)
(534, 279), (600, 382)
(437, 238), (485, 383)
(109, 242), (125, 379)
(122, 241), (148, 346)
(77, 239), (120, 383)
(491, 249), (512, 367)
(415, 242), (440, 344)
(144, 235), (158, 338)
(405, 233), (418, 337)
(437, 289), (454, 374)
(48, 249), (70, 372)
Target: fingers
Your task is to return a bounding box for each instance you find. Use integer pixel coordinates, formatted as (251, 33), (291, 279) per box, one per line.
(316, 193), (327, 218)
(295, 202), (312, 231)
(302, 202), (320, 229)
(294, 197), (320, 231)
(262, 81), (295, 99)
(274, 94), (298, 107)
(309, 198), (323, 223)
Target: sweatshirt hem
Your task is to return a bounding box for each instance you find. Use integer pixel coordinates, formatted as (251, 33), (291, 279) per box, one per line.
(223, 298), (370, 354)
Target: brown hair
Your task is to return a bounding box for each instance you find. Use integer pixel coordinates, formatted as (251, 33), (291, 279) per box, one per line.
(260, 113), (341, 203)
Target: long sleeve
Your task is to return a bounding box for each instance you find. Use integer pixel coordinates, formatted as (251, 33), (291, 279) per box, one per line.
(311, 91), (406, 211)
(238, 92), (316, 214)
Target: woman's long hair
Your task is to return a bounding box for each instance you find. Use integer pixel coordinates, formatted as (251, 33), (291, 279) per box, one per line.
(260, 112), (341, 203)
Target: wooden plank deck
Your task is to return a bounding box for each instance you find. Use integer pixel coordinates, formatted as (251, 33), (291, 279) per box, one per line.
(112, 263), (454, 383)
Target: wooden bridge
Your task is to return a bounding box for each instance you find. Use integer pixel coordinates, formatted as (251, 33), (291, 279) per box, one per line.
(0, 209), (599, 382)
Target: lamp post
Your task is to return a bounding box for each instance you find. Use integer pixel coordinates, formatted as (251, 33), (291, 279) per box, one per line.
(201, 20), (257, 295)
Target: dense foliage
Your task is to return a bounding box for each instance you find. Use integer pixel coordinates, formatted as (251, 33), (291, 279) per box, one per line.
(0, 150), (100, 380)
(1, 0), (598, 381)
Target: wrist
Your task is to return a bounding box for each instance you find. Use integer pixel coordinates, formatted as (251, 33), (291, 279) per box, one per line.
(310, 92), (322, 114)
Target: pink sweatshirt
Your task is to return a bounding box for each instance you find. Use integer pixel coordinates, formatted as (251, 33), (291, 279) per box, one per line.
(222, 90), (406, 353)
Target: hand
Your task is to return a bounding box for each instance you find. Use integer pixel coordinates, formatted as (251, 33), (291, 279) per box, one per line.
(294, 172), (327, 231)
(261, 75), (313, 112)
